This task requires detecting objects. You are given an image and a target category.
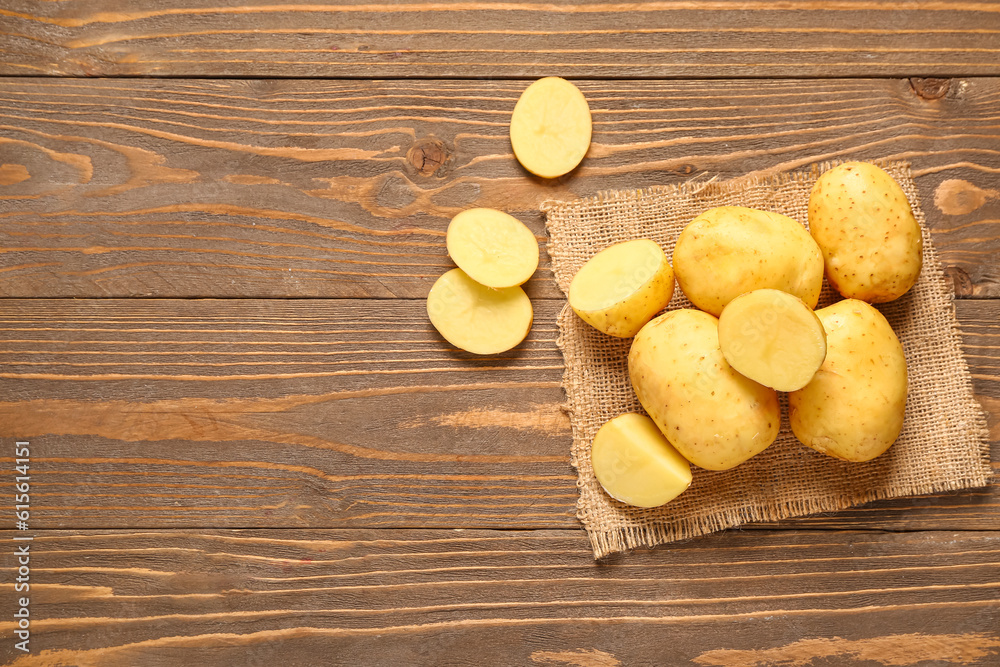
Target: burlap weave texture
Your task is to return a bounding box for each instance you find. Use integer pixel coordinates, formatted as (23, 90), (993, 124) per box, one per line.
(542, 161), (992, 559)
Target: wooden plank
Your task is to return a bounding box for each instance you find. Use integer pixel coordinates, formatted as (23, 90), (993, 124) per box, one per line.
(1, 77), (999, 299)
(1, 528), (999, 665)
(3, 1), (1000, 78)
(0, 298), (996, 531)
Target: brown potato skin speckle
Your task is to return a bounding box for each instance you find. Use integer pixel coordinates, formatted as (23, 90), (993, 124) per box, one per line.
(808, 162), (923, 303)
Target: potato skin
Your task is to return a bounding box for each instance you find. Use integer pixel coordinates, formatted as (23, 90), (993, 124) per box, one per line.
(808, 162), (922, 303)
(788, 299), (908, 462)
(672, 206), (824, 316)
(628, 309), (780, 471)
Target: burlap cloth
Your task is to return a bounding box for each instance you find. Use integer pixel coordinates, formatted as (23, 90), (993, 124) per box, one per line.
(542, 160), (992, 559)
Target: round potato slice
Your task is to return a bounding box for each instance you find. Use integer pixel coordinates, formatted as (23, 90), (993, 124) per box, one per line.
(591, 413), (692, 508)
(569, 239), (675, 338)
(427, 268), (533, 355)
(510, 77), (592, 179)
(446, 208), (539, 288)
(718, 289), (827, 392)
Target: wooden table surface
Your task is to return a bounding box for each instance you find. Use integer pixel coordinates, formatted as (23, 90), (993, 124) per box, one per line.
(2, 2), (999, 665)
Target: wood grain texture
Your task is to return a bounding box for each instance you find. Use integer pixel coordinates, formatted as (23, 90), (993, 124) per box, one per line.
(0, 298), (996, 531)
(1, 528), (999, 666)
(1, 77), (999, 298)
(3, 1), (1000, 78)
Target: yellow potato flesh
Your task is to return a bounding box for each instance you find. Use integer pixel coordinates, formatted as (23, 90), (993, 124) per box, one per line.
(718, 289), (827, 392)
(591, 413), (692, 508)
(788, 299), (908, 462)
(569, 239), (675, 338)
(808, 162), (923, 303)
(509, 77), (592, 179)
(446, 208), (539, 289)
(427, 268), (533, 355)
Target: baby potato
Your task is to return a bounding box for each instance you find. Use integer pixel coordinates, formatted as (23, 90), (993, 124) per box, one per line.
(591, 413), (692, 508)
(628, 309), (780, 471)
(446, 208), (539, 289)
(808, 161), (923, 302)
(718, 289), (827, 392)
(427, 268), (533, 355)
(672, 206), (824, 316)
(509, 77), (592, 179)
(788, 299), (908, 462)
(569, 239), (675, 338)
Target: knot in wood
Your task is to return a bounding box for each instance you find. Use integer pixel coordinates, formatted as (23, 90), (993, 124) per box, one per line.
(943, 266), (974, 297)
(909, 77), (951, 101)
(407, 137), (450, 177)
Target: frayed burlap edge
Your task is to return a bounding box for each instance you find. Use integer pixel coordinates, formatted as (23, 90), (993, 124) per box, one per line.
(543, 160), (992, 560)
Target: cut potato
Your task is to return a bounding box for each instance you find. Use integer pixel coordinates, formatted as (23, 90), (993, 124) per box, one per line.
(446, 208), (539, 289)
(591, 413), (693, 508)
(569, 239), (675, 338)
(718, 289), (827, 392)
(427, 268), (533, 355)
(510, 77), (592, 179)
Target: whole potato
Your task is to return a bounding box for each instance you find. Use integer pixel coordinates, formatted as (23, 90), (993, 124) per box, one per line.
(808, 162), (922, 302)
(788, 299), (908, 462)
(672, 206), (824, 316)
(628, 309), (780, 471)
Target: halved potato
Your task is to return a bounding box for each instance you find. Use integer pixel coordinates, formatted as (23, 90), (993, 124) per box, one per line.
(427, 268), (533, 355)
(718, 289), (827, 392)
(569, 239), (675, 338)
(591, 413), (692, 508)
(509, 77), (592, 179)
(446, 208), (539, 288)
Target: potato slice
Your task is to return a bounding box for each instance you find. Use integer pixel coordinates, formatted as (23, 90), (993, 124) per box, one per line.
(591, 413), (693, 508)
(718, 289), (827, 392)
(569, 239), (674, 338)
(510, 77), (592, 179)
(427, 268), (533, 355)
(446, 208), (539, 288)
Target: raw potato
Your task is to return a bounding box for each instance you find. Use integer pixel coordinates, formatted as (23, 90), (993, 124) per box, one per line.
(789, 299), (908, 462)
(628, 309), (781, 471)
(591, 413), (693, 508)
(718, 289), (827, 392)
(446, 208), (539, 288)
(808, 161), (923, 302)
(569, 239), (675, 338)
(672, 206), (824, 316)
(509, 77), (592, 179)
(426, 268), (533, 355)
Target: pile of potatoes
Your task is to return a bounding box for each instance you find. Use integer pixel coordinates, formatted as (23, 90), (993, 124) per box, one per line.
(422, 79), (922, 512)
(576, 162), (922, 509)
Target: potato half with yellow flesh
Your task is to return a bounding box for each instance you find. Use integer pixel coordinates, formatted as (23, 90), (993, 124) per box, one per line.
(569, 239), (675, 338)
(427, 268), (533, 355)
(510, 77), (592, 179)
(446, 208), (539, 288)
(718, 289), (827, 392)
(591, 413), (692, 508)
(789, 299), (908, 462)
